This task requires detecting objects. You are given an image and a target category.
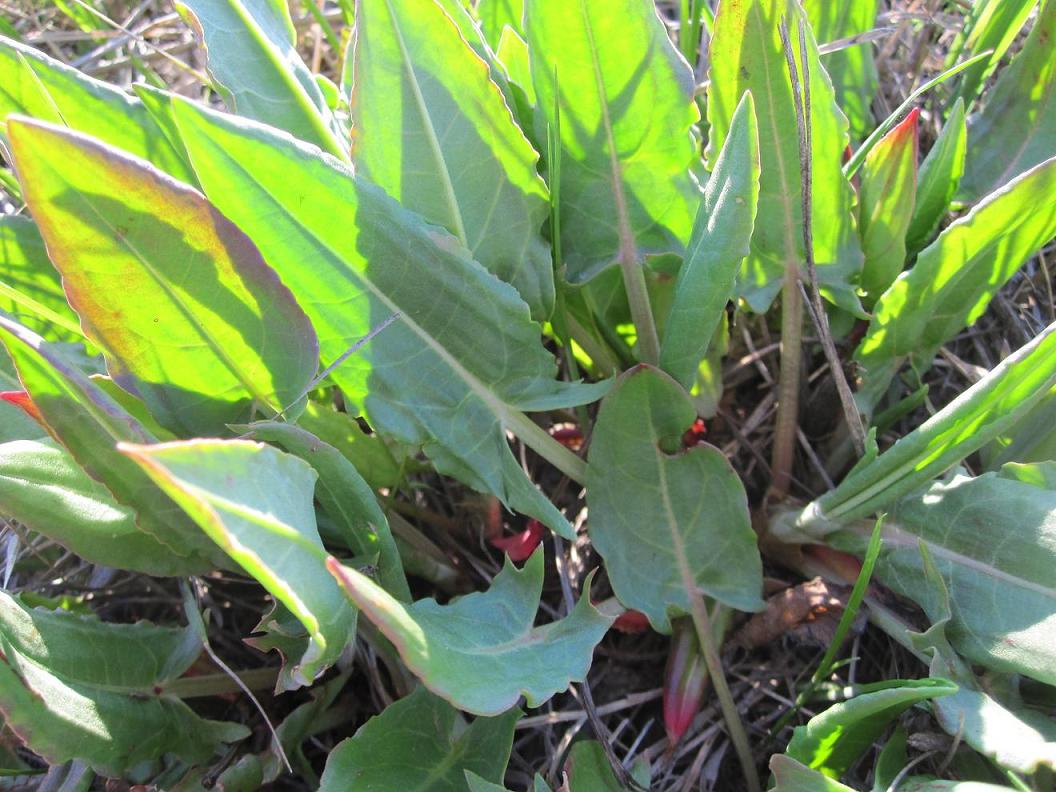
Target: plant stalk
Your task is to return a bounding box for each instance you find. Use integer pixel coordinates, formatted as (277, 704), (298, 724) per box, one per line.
(771, 265), (803, 501)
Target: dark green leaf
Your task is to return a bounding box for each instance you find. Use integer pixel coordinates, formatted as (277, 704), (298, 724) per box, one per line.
(905, 98), (966, 256)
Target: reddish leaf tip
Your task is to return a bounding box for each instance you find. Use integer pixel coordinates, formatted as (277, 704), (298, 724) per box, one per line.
(0, 390), (42, 423)
(489, 519), (544, 563)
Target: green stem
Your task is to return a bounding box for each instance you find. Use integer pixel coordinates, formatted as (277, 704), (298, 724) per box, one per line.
(163, 667), (279, 699)
(506, 407), (587, 484)
(618, 246), (662, 367)
(771, 263), (803, 501)
(303, 0), (341, 53)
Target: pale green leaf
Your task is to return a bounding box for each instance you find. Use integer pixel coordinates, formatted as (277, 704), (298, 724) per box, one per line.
(0, 438), (206, 576)
(856, 155), (1056, 411)
(319, 686), (519, 791)
(526, 0), (703, 283)
(785, 679), (956, 779)
(906, 98), (966, 257)
(294, 400), (403, 490)
(586, 365), (763, 631)
(981, 388), (1056, 469)
(708, 0), (864, 313)
(351, 0), (553, 318)
(0, 216), (83, 343)
(0, 316), (225, 566)
(770, 756), (857, 792)
(0, 591), (248, 776)
(959, 0), (1056, 203)
(0, 36), (196, 184)
(899, 782), (1017, 791)
(828, 466), (1056, 687)
(7, 117), (320, 437)
(565, 740), (650, 790)
(121, 439), (357, 690)
(858, 108), (918, 299)
(803, 0), (880, 141)
(329, 549), (613, 715)
(782, 323), (1056, 532)
(175, 0), (347, 158)
(660, 92), (760, 388)
(477, 0), (524, 43)
(238, 420), (410, 602)
(171, 99), (608, 539)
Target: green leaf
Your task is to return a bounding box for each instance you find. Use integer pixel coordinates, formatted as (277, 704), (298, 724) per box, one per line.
(872, 727), (908, 792)
(565, 740), (651, 791)
(7, 117), (320, 437)
(350, 0), (553, 319)
(238, 420), (410, 602)
(586, 365), (763, 631)
(0, 36), (195, 184)
(0, 217), (83, 343)
(898, 782), (1017, 792)
(296, 400), (403, 490)
(858, 108), (918, 300)
(0, 591), (248, 776)
(905, 98), (966, 257)
(121, 439), (357, 690)
(171, 99), (608, 539)
(981, 389), (1056, 469)
(465, 771), (510, 792)
(526, 0), (703, 283)
(708, 0), (864, 313)
(174, 0), (347, 159)
(958, 0), (1056, 203)
(785, 679), (956, 779)
(783, 322), (1056, 531)
(329, 549), (613, 715)
(770, 756), (857, 792)
(948, 0), (1041, 111)
(0, 438), (206, 576)
(319, 686), (520, 791)
(0, 316), (225, 566)
(856, 155), (1056, 411)
(659, 92), (760, 389)
(907, 541), (1056, 774)
(477, 0), (524, 43)
(829, 465), (1056, 687)
(803, 0), (880, 141)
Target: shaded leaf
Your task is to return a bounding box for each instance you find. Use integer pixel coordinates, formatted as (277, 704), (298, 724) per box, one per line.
(0, 316), (224, 565)
(351, 0), (552, 318)
(319, 686), (519, 791)
(803, 0), (880, 141)
(565, 740), (650, 790)
(0, 438), (205, 576)
(906, 98), (966, 257)
(958, 0), (1056, 203)
(0, 36), (195, 183)
(526, 0), (703, 283)
(659, 91), (760, 388)
(858, 107), (918, 300)
(8, 117), (319, 437)
(295, 400), (403, 490)
(586, 365), (763, 632)
(0, 591), (247, 776)
(785, 679), (956, 778)
(121, 439), (357, 690)
(329, 549), (613, 715)
(171, 99), (608, 538)
(708, 0), (864, 313)
(175, 0), (347, 158)
(856, 155), (1056, 411)
(239, 420), (410, 601)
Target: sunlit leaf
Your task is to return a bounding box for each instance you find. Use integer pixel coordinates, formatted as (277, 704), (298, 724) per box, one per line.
(586, 365), (763, 631)
(175, 0), (347, 158)
(905, 98), (966, 257)
(320, 687), (520, 791)
(770, 755), (857, 792)
(565, 740), (651, 790)
(0, 36), (196, 184)
(7, 117), (319, 437)
(329, 549), (613, 715)
(121, 439), (357, 690)
(0, 591), (248, 776)
(477, 0), (524, 43)
(856, 155), (1056, 411)
(708, 0), (864, 313)
(526, 0), (703, 283)
(171, 99), (609, 538)
(659, 92), (759, 389)
(351, 0), (553, 318)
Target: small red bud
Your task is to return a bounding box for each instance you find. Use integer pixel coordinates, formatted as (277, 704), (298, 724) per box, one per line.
(489, 518), (544, 563)
(663, 618), (709, 746)
(611, 609), (650, 633)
